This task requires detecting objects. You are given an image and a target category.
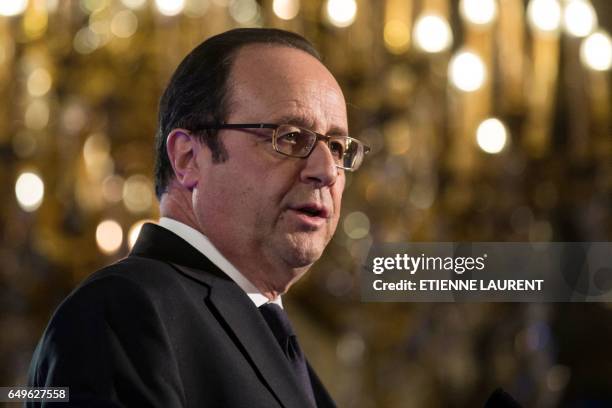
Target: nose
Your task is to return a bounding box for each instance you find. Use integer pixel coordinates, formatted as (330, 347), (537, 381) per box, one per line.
(300, 141), (338, 187)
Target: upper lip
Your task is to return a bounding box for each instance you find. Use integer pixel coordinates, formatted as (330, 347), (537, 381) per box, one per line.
(290, 203), (331, 218)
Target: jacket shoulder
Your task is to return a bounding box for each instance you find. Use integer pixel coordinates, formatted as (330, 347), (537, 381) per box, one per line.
(27, 258), (188, 405)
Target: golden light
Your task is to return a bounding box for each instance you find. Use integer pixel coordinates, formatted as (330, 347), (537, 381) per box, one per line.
(580, 30), (612, 71)
(15, 171), (44, 212)
(184, 0), (210, 17)
(102, 175), (124, 203)
(228, 0), (259, 24)
(128, 219), (150, 249)
(325, 0), (357, 28)
(413, 14), (453, 53)
(449, 51), (486, 92)
(89, 20), (112, 49)
(273, 0), (299, 20)
(476, 118), (508, 154)
(460, 0), (497, 26)
(83, 133), (110, 162)
(80, 0), (110, 14)
(46, 0), (59, 12)
(96, 219), (123, 254)
(83, 133), (113, 180)
(73, 27), (100, 54)
(343, 211), (370, 240)
(384, 20), (410, 54)
(155, 0), (185, 16)
(24, 8), (48, 39)
(120, 0), (146, 9)
(27, 68), (52, 97)
(24, 100), (50, 130)
(123, 175), (153, 214)
(0, 0), (28, 16)
(563, 0), (597, 38)
(527, 0), (562, 33)
(110, 10), (138, 38)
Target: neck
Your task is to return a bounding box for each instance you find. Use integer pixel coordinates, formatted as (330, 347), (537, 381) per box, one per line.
(160, 189), (308, 301)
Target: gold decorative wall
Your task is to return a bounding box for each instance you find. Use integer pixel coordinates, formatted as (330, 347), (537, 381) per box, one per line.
(0, 0), (610, 406)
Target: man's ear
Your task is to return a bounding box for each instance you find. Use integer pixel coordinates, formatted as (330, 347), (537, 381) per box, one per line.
(166, 129), (204, 191)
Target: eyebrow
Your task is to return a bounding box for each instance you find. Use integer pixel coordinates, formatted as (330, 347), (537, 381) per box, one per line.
(273, 114), (348, 136)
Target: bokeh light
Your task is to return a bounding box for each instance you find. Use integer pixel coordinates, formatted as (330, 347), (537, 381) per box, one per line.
(123, 175), (154, 214)
(460, 0), (497, 26)
(228, 0), (259, 24)
(563, 0), (597, 38)
(580, 30), (612, 71)
(155, 0), (185, 16)
(96, 219), (123, 254)
(325, 0), (357, 28)
(0, 0), (28, 16)
(83, 133), (114, 180)
(384, 20), (410, 54)
(527, 0), (562, 33)
(80, 0), (110, 14)
(184, 0), (210, 17)
(89, 19), (112, 48)
(27, 68), (52, 97)
(102, 175), (125, 203)
(413, 14), (453, 53)
(449, 51), (486, 92)
(24, 11), (48, 40)
(343, 211), (371, 240)
(120, 0), (146, 9)
(110, 10), (138, 38)
(24, 100), (50, 130)
(476, 118), (508, 154)
(273, 0), (299, 21)
(46, 0), (59, 12)
(15, 171), (44, 212)
(73, 27), (100, 54)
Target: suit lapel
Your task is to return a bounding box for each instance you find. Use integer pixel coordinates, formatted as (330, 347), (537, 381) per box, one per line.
(131, 224), (325, 408)
(173, 264), (314, 408)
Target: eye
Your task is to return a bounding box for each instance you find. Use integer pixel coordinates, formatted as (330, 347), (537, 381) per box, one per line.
(279, 131), (300, 145)
(329, 140), (345, 159)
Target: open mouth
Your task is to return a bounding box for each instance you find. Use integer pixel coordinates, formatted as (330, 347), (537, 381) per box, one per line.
(292, 204), (328, 219)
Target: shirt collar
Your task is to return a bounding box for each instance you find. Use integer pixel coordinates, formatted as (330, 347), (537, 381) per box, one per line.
(157, 217), (282, 309)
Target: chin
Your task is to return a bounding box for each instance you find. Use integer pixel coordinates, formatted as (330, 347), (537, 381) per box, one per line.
(283, 242), (325, 268)
(276, 231), (331, 267)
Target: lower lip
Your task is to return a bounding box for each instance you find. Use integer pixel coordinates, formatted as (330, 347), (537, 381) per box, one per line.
(288, 209), (328, 228)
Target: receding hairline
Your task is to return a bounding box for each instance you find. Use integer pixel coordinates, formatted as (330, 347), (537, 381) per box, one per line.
(222, 43), (344, 121)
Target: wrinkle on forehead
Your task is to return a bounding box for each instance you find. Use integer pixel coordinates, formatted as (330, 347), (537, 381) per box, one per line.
(226, 45), (348, 134)
(268, 100), (348, 136)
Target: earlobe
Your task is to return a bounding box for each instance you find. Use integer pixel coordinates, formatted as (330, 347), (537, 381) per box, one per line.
(166, 129), (201, 190)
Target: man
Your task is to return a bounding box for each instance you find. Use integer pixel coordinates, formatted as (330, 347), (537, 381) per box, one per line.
(27, 28), (369, 407)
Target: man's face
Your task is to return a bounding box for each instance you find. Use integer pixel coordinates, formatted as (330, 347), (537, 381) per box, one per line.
(191, 44), (348, 284)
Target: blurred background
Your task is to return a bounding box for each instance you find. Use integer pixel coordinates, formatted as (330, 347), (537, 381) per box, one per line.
(0, 0), (611, 407)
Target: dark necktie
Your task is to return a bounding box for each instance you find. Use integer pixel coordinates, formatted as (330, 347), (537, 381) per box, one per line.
(259, 303), (317, 407)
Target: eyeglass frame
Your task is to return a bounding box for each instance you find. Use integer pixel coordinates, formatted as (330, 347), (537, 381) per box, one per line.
(188, 123), (370, 171)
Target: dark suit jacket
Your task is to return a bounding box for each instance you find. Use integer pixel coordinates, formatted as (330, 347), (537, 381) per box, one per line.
(27, 223), (336, 408)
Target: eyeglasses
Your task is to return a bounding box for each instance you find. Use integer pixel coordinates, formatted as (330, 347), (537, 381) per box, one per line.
(191, 123), (370, 171)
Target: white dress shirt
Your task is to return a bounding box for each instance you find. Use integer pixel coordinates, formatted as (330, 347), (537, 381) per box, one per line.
(157, 217), (282, 308)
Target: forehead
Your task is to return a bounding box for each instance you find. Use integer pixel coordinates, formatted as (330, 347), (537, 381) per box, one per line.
(227, 44), (348, 134)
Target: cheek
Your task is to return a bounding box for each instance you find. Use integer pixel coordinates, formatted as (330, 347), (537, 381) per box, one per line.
(328, 181), (345, 231)
(332, 178), (345, 211)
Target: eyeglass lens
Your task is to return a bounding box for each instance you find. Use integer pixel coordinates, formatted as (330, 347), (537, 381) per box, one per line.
(275, 125), (364, 170)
